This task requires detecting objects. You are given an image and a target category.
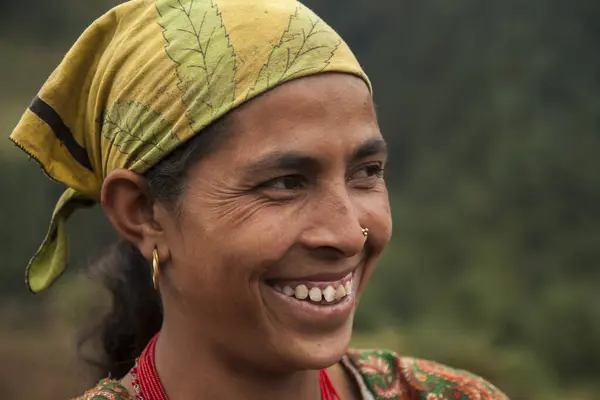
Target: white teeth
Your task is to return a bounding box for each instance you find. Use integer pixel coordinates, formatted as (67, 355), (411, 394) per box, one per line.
(344, 281), (352, 295)
(309, 287), (323, 302)
(282, 286), (295, 296)
(274, 280), (354, 303)
(295, 284), (309, 300)
(323, 286), (335, 302)
(334, 285), (347, 300)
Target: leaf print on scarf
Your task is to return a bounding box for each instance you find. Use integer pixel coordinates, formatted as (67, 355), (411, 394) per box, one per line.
(101, 100), (179, 166)
(156, 0), (237, 131)
(246, 4), (341, 100)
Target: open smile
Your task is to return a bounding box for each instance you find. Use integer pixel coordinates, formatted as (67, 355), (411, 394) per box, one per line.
(270, 272), (353, 304)
(262, 270), (360, 330)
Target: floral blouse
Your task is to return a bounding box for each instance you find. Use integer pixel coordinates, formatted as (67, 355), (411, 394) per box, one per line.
(75, 349), (508, 399)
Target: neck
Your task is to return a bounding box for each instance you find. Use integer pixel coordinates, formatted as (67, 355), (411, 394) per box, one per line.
(152, 327), (322, 400)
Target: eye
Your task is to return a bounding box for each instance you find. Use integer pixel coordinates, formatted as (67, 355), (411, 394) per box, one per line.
(352, 163), (385, 179)
(348, 163), (385, 188)
(261, 175), (307, 191)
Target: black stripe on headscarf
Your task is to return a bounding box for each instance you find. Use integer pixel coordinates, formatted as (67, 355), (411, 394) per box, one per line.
(29, 96), (93, 171)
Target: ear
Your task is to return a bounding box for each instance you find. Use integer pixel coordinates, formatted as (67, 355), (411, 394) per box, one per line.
(101, 168), (169, 261)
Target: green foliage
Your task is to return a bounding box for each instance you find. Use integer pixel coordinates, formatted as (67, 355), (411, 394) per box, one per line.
(1, 0), (599, 398)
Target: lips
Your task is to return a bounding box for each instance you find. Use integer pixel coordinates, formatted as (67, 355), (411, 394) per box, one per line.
(259, 271), (359, 334)
(272, 269), (356, 283)
(260, 262), (364, 332)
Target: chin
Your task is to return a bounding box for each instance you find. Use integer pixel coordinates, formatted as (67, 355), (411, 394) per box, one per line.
(255, 266), (366, 372)
(272, 316), (355, 372)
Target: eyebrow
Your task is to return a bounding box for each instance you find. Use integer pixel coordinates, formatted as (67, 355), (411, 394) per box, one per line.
(350, 137), (388, 162)
(241, 136), (388, 177)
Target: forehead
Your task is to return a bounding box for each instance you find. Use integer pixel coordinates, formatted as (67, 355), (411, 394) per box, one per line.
(221, 73), (380, 161)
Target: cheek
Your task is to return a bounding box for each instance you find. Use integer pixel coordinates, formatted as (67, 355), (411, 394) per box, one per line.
(163, 202), (304, 336)
(164, 218), (269, 333)
(171, 200), (299, 286)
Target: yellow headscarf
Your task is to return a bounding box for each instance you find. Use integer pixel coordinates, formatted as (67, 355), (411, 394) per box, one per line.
(10, 0), (370, 293)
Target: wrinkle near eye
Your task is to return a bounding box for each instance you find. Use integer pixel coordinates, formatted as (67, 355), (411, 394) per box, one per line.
(217, 196), (274, 229)
(184, 179), (284, 230)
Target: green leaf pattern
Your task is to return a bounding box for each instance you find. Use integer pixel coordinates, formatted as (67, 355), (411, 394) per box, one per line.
(156, 0), (237, 131)
(100, 100), (179, 166)
(246, 4), (341, 100)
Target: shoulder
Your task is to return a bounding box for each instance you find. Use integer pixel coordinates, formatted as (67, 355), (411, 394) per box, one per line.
(345, 349), (509, 400)
(72, 379), (132, 400)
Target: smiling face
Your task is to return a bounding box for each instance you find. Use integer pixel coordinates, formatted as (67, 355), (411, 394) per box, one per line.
(156, 73), (392, 372)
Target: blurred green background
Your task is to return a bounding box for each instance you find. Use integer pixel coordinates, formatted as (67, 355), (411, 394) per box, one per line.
(1, 0), (599, 399)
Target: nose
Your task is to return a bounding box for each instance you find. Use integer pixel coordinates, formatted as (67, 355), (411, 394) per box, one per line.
(299, 185), (366, 258)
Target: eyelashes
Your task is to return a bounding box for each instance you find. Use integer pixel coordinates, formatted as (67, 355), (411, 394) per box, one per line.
(258, 162), (385, 194)
(260, 175), (308, 191)
(349, 163), (385, 180)
(347, 163), (385, 189)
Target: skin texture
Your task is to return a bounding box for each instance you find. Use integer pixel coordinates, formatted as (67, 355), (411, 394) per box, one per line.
(101, 73), (392, 399)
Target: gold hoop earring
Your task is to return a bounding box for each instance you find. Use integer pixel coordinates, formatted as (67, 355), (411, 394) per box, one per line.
(361, 228), (370, 238)
(152, 248), (160, 290)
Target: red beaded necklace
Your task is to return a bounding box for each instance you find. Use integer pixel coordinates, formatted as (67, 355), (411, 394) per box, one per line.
(130, 334), (341, 400)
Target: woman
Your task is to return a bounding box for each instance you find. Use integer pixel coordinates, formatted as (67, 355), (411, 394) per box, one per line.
(11, 0), (508, 399)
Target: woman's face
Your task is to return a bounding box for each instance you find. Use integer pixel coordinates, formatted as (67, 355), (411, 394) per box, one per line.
(160, 73), (392, 372)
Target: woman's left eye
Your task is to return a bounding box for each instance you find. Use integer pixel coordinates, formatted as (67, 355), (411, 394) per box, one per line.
(350, 163), (385, 179)
(348, 163), (385, 187)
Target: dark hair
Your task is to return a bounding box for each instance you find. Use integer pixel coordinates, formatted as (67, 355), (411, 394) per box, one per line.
(80, 117), (231, 380)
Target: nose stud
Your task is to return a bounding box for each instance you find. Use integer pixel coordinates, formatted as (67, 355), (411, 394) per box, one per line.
(361, 228), (369, 238)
